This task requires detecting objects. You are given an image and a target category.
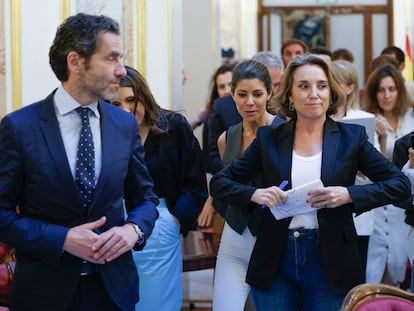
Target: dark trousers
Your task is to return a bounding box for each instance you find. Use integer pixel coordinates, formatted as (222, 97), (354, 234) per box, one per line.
(68, 273), (133, 311)
(357, 235), (369, 280)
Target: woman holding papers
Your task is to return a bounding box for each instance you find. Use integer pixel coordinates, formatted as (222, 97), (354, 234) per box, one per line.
(363, 64), (414, 287)
(210, 54), (410, 311)
(212, 59), (285, 311)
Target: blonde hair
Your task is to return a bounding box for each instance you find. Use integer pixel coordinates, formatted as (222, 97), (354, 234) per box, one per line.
(331, 60), (359, 110)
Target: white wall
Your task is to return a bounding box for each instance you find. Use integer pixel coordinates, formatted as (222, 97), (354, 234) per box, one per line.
(19, 0), (61, 106)
(182, 0), (214, 135)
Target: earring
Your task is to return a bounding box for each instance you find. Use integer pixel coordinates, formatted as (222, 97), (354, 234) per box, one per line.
(288, 102), (295, 112)
(329, 98), (333, 106)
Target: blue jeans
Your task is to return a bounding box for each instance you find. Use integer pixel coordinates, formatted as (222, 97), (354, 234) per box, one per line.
(250, 228), (346, 311)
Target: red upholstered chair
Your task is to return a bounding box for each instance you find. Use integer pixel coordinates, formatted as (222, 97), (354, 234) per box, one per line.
(341, 283), (414, 311)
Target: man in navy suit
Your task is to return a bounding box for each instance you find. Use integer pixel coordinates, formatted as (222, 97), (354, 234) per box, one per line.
(0, 13), (158, 311)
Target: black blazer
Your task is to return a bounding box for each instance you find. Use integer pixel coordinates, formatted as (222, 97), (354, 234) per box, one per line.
(211, 118), (410, 292)
(0, 92), (159, 310)
(393, 131), (414, 225)
(153, 112), (208, 235)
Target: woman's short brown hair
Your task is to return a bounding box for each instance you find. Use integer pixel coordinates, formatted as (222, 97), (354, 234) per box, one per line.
(269, 54), (345, 118)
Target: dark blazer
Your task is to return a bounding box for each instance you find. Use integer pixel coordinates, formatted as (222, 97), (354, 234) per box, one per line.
(393, 131), (414, 170)
(207, 95), (242, 173)
(211, 117), (410, 292)
(214, 117), (286, 227)
(153, 111), (208, 235)
(0, 92), (159, 311)
(393, 131), (414, 225)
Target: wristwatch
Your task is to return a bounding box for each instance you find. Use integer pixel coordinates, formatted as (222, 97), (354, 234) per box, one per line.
(128, 222), (144, 242)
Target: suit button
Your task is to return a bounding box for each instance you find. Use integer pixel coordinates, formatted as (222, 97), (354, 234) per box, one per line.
(293, 231), (300, 238)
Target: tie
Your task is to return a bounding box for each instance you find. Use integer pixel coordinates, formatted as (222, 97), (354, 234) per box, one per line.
(75, 107), (95, 209)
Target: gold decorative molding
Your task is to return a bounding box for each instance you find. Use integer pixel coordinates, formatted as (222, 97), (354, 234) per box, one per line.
(0, 0), (5, 118)
(137, 0), (146, 77)
(123, 0), (134, 66)
(60, 0), (71, 22)
(11, 0), (21, 111)
(168, 0), (172, 109)
(240, 0), (247, 59)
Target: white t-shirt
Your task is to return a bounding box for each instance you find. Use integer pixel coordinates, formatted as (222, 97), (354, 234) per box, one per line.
(289, 150), (322, 229)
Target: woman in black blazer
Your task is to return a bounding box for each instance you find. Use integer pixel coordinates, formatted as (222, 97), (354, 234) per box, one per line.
(210, 55), (410, 311)
(111, 66), (208, 311)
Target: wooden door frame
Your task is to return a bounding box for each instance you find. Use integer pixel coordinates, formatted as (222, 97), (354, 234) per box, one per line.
(257, 1), (393, 83)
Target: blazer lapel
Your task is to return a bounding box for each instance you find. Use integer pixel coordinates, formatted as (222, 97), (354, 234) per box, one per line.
(278, 120), (295, 188)
(39, 93), (78, 195)
(89, 102), (115, 210)
(321, 118), (341, 185)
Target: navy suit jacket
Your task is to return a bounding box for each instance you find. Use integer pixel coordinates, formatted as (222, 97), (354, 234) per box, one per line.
(211, 117), (410, 292)
(0, 91), (159, 310)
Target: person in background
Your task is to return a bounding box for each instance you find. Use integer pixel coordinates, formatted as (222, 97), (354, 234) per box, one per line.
(212, 60), (285, 311)
(332, 48), (355, 63)
(330, 60), (376, 274)
(190, 64), (235, 231)
(221, 47), (236, 65)
(281, 38), (308, 68)
(111, 65), (208, 311)
(210, 54), (410, 311)
(252, 52), (284, 96)
(308, 46), (332, 63)
(358, 55), (400, 104)
(370, 54), (400, 73)
(0, 13), (159, 311)
(330, 60), (372, 119)
(381, 45), (414, 106)
(363, 64), (414, 287)
(190, 63), (235, 133)
(200, 52), (285, 228)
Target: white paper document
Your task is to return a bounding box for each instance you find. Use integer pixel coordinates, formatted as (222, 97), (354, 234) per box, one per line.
(269, 179), (325, 220)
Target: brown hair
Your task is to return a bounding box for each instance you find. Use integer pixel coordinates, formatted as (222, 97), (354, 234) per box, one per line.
(270, 54), (344, 118)
(363, 64), (410, 117)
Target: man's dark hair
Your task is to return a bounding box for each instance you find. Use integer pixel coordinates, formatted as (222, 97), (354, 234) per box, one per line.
(332, 48), (354, 63)
(49, 13), (120, 82)
(381, 45), (405, 66)
(308, 46), (332, 58)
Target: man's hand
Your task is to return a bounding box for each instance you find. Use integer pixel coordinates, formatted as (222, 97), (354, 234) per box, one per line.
(91, 222), (139, 263)
(63, 216), (107, 264)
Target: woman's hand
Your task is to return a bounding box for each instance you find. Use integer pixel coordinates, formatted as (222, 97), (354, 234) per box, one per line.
(307, 186), (352, 208)
(375, 115), (388, 137)
(250, 186), (288, 208)
(197, 195), (215, 227)
(408, 147), (414, 168)
(376, 115), (388, 156)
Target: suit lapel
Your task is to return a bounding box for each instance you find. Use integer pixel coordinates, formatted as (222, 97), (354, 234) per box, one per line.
(39, 93), (78, 195)
(321, 118), (340, 184)
(89, 102), (115, 210)
(278, 120), (294, 187)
